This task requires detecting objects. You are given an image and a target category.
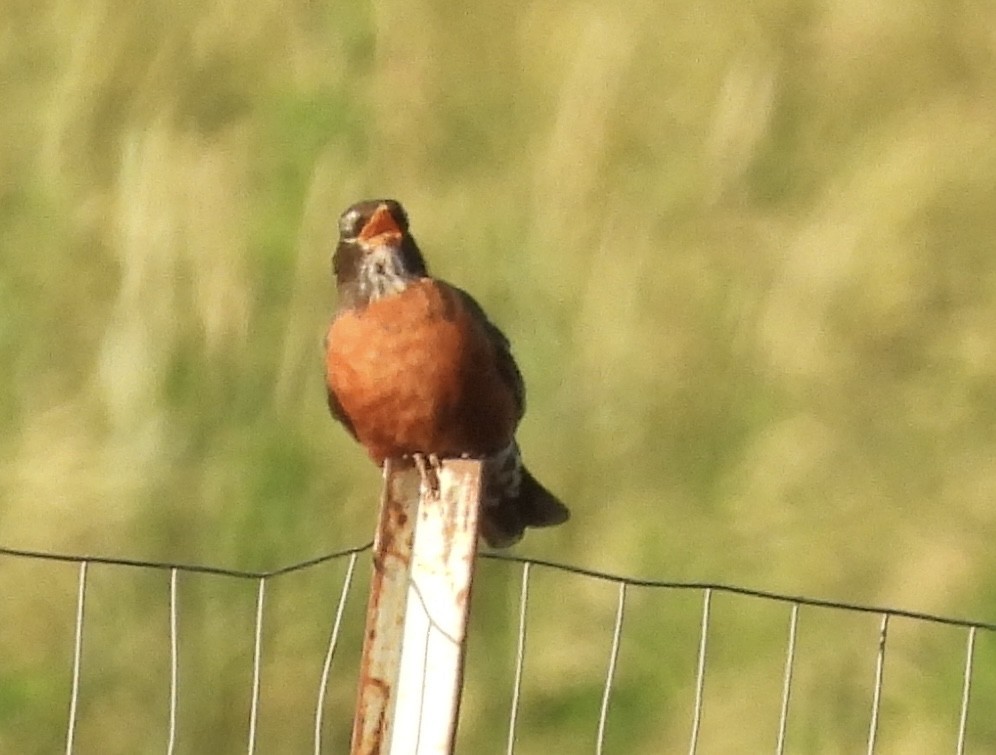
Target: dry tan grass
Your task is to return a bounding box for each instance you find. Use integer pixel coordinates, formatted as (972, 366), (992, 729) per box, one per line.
(2, 0), (996, 750)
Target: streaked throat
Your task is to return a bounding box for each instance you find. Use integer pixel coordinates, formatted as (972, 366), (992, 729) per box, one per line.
(360, 245), (416, 302)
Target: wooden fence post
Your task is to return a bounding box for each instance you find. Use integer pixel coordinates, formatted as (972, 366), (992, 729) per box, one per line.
(350, 457), (483, 754)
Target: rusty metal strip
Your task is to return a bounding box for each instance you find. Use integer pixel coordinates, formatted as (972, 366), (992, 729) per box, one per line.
(350, 458), (483, 755)
(390, 459), (482, 754)
(351, 459), (420, 754)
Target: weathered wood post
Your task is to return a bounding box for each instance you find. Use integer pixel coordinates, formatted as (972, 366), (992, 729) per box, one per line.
(350, 457), (483, 754)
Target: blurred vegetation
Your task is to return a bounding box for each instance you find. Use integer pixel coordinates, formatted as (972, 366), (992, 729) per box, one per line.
(1, 0), (996, 751)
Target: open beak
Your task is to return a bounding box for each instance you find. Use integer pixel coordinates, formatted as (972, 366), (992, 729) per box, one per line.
(358, 204), (403, 245)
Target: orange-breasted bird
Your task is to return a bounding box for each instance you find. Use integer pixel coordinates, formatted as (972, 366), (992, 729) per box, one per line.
(324, 199), (569, 547)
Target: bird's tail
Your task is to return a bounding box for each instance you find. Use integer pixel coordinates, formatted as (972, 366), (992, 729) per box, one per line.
(480, 460), (570, 549)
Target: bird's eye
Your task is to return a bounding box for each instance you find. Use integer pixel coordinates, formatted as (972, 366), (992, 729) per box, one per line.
(338, 208), (364, 239)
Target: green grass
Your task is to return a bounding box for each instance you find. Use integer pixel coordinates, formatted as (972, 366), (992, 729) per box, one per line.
(2, 0), (996, 751)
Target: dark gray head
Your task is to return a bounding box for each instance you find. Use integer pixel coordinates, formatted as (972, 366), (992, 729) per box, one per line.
(333, 199), (428, 307)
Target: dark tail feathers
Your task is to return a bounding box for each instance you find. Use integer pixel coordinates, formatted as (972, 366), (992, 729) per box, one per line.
(480, 467), (570, 549)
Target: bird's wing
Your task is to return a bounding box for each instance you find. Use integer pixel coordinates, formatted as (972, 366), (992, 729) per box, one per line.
(452, 286), (526, 421)
(323, 330), (359, 439)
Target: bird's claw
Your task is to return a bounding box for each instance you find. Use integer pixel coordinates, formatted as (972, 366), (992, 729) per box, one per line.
(412, 452), (442, 497)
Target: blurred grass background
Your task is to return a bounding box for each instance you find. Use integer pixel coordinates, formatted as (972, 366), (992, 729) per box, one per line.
(2, 0), (996, 751)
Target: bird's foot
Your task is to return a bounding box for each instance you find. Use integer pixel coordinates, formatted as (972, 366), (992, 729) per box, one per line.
(412, 452), (442, 497)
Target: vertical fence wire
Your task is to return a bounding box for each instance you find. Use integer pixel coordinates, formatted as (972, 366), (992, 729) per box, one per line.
(167, 568), (179, 755)
(955, 626), (977, 755)
(3, 542), (996, 753)
(775, 602), (800, 755)
(505, 562), (531, 755)
(314, 551), (360, 755)
(65, 560), (89, 755)
(688, 587), (712, 755)
(595, 581), (627, 755)
(866, 613), (889, 755)
(414, 620), (434, 753)
(247, 577), (267, 755)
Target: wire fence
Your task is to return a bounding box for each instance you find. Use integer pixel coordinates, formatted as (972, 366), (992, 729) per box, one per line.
(0, 542), (993, 753)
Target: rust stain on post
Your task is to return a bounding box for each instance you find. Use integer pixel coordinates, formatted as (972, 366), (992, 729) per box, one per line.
(350, 458), (483, 755)
(351, 459), (419, 754)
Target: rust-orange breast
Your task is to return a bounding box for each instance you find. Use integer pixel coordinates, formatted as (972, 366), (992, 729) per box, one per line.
(325, 279), (520, 462)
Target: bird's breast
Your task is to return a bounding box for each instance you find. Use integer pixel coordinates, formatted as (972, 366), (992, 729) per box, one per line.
(326, 279), (519, 461)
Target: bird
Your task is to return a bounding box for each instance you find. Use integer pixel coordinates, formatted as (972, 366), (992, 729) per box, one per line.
(324, 199), (569, 547)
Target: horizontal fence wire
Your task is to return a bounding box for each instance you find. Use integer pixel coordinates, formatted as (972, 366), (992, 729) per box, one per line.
(2, 543), (994, 632)
(0, 542), (375, 579)
(2, 541), (995, 753)
(479, 551), (996, 633)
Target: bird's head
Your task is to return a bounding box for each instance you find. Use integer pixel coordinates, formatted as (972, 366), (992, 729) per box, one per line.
(333, 199), (428, 307)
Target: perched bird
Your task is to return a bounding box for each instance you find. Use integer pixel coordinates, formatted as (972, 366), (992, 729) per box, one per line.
(324, 199), (569, 547)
